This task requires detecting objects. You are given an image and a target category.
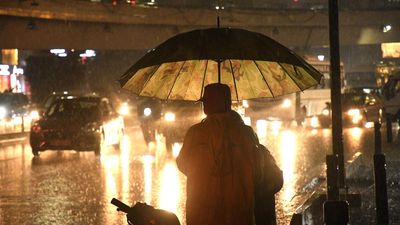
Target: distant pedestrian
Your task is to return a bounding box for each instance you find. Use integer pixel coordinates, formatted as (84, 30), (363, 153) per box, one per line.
(296, 105), (308, 127)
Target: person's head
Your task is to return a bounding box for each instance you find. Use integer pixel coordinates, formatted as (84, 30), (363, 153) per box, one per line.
(201, 83), (232, 115)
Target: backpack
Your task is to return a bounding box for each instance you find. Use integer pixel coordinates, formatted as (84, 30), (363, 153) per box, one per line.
(254, 143), (283, 195)
(253, 144), (283, 225)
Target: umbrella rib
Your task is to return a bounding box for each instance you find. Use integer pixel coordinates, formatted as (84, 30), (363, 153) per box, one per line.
(166, 61), (186, 100)
(253, 60), (275, 98)
(229, 60), (239, 102)
(294, 65), (310, 89)
(290, 50), (323, 79)
(243, 61), (257, 99)
(138, 64), (162, 96)
(200, 60), (208, 99)
(293, 65), (317, 87)
(278, 63), (304, 92)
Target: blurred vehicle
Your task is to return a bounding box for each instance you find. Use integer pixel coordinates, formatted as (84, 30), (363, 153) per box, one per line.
(41, 92), (73, 110)
(317, 90), (383, 128)
(34, 92), (79, 116)
(0, 92), (31, 120)
(241, 59), (342, 129)
(243, 96), (295, 128)
(114, 97), (137, 126)
(137, 98), (203, 151)
(137, 98), (161, 145)
(382, 72), (400, 122)
(30, 95), (125, 156)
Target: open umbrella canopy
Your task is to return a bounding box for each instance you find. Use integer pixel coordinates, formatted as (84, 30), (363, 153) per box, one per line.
(119, 27), (323, 101)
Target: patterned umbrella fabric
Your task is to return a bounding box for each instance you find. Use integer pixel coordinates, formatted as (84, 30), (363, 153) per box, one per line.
(119, 28), (323, 101)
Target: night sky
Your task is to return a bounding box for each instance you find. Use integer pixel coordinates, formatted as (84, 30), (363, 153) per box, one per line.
(24, 50), (145, 104)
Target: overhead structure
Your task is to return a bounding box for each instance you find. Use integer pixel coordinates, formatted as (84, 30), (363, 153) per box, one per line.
(0, 0), (399, 49)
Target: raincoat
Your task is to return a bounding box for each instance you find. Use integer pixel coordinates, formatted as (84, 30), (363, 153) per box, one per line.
(176, 110), (258, 225)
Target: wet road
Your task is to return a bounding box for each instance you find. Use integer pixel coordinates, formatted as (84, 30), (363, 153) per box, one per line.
(0, 123), (379, 225)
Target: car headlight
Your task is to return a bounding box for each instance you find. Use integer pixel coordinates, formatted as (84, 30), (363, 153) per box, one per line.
(242, 100), (249, 108)
(143, 107), (152, 117)
(0, 106), (7, 119)
(83, 122), (100, 132)
(347, 109), (363, 124)
(347, 109), (360, 116)
(322, 109), (330, 116)
(118, 102), (130, 116)
(310, 116), (319, 128)
(281, 98), (292, 108)
(164, 112), (176, 122)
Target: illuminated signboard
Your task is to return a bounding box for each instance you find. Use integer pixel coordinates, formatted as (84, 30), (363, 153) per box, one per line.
(1, 49), (18, 65)
(0, 65), (23, 76)
(0, 65), (10, 76)
(381, 42), (400, 58)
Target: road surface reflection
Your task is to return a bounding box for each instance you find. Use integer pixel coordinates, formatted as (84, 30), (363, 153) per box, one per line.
(0, 123), (384, 225)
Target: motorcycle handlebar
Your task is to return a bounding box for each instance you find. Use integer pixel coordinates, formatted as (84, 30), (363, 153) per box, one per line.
(111, 198), (131, 213)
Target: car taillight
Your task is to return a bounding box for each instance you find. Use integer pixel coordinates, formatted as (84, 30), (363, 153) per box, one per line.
(31, 124), (42, 133)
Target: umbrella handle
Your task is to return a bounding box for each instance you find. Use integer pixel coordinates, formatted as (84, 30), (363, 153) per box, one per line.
(218, 60), (221, 83)
(217, 16), (221, 84)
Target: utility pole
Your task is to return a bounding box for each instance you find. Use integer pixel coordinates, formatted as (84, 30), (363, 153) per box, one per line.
(323, 0), (349, 224)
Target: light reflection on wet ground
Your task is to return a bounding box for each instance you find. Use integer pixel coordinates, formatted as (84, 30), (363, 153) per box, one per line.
(0, 124), (384, 225)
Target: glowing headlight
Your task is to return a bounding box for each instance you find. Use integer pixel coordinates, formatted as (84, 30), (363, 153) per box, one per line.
(347, 109), (363, 124)
(310, 116), (319, 128)
(143, 107), (152, 117)
(83, 122), (100, 132)
(118, 102), (130, 116)
(164, 112), (176, 122)
(347, 109), (360, 116)
(242, 100), (249, 108)
(281, 98), (292, 108)
(270, 120), (282, 131)
(30, 110), (40, 121)
(322, 109), (330, 116)
(0, 106), (7, 119)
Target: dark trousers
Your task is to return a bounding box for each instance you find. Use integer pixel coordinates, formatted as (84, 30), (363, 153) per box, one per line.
(254, 193), (277, 225)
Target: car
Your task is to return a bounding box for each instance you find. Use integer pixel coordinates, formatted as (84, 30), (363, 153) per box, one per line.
(30, 95), (125, 156)
(0, 92), (31, 120)
(317, 90), (383, 128)
(34, 91), (80, 116)
(137, 98), (203, 151)
(242, 96), (296, 128)
(41, 92), (73, 110)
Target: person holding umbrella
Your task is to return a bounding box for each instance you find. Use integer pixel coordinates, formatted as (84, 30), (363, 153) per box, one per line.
(119, 25), (323, 225)
(176, 83), (281, 225)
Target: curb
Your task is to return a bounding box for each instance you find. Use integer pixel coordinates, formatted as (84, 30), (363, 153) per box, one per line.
(0, 132), (29, 145)
(290, 152), (364, 225)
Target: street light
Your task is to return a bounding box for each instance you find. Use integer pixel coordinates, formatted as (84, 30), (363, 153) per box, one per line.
(382, 25), (392, 33)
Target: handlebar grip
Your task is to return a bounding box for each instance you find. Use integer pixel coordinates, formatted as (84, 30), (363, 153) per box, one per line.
(111, 198), (131, 213)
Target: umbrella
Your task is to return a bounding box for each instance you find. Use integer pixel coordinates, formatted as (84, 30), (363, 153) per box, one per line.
(119, 27), (323, 101)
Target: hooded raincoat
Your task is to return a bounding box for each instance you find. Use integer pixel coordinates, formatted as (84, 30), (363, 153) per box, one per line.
(176, 110), (258, 225)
